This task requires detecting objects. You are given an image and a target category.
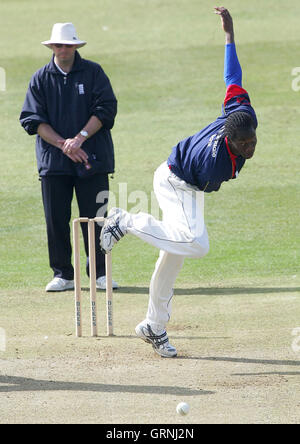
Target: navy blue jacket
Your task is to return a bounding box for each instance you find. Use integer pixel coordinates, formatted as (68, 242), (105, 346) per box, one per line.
(168, 44), (257, 193)
(20, 51), (117, 176)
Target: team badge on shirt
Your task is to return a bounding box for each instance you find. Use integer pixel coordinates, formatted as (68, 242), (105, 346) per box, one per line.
(78, 84), (85, 95)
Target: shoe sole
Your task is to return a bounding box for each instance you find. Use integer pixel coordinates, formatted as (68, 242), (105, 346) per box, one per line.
(46, 287), (74, 292)
(100, 217), (115, 254)
(135, 327), (177, 358)
(100, 208), (124, 254)
(153, 347), (177, 359)
(100, 219), (111, 254)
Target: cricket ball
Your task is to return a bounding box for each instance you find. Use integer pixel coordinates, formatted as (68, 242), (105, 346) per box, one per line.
(176, 402), (190, 416)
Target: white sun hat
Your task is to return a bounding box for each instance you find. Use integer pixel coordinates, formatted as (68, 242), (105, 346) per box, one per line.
(41, 23), (86, 48)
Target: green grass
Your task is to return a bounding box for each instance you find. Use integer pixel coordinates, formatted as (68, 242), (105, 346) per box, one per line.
(0, 0), (299, 289)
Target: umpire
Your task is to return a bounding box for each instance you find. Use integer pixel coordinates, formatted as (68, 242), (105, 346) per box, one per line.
(20, 23), (118, 292)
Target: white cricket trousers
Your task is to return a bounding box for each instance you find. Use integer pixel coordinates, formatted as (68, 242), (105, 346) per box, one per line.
(124, 162), (209, 332)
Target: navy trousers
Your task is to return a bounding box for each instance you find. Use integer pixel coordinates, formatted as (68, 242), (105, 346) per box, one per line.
(41, 174), (109, 280)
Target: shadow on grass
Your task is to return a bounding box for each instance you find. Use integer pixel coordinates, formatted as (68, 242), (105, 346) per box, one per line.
(94, 334), (231, 340)
(105, 286), (300, 296)
(0, 375), (214, 396)
(233, 371), (300, 376)
(177, 356), (300, 366)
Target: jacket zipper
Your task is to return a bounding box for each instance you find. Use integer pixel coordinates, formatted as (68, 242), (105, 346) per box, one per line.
(64, 76), (67, 85)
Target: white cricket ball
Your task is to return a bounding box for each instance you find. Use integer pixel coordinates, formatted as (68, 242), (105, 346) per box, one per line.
(176, 402), (190, 416)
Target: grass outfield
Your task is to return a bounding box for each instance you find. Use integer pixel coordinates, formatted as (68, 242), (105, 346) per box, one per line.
(0, 0), (300, 424)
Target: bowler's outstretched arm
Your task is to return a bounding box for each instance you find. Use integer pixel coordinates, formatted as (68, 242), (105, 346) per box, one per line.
(215, 6), (242, 87)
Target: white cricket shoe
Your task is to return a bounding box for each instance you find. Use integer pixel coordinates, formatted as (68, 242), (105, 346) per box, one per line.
(96, 275), (119, 290)
(100, 207), (127, 253)
(45, 277), (74, 292)
(135, 321), (177, 358)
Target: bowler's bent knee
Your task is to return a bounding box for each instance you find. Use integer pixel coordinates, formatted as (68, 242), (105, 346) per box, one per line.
(196, 238), (210, 257)
(186, 236), (209, 258)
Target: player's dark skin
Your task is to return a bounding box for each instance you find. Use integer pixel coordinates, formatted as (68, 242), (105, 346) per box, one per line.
(215, 6), (257, 159)
(228, 129), (257, 159)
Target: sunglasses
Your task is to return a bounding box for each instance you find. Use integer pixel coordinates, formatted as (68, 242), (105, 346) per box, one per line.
(53, 44), (76, 48)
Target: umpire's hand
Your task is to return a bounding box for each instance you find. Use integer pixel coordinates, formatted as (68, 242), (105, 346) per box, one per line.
(62, 137), (89, 163)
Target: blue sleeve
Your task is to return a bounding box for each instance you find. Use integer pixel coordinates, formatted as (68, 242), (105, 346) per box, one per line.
(224, 43), (242, 87)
